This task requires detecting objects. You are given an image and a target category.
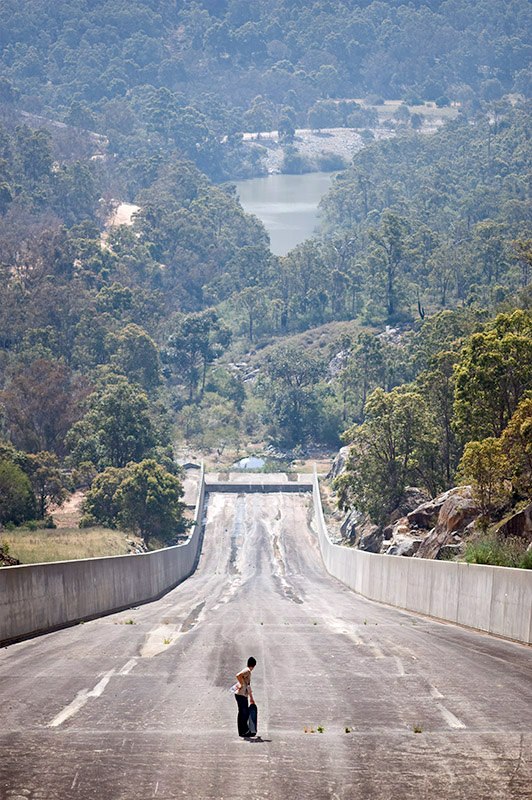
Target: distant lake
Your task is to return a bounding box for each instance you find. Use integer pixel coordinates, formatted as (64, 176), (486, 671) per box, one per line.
(235, 172), (333, 256)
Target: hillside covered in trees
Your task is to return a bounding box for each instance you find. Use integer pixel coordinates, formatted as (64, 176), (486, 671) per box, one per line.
(0, 0), (530, 180)
(0, 0), (530, 565)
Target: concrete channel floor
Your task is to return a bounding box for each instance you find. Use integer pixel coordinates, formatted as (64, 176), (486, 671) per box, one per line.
(0, 491), (531, 800)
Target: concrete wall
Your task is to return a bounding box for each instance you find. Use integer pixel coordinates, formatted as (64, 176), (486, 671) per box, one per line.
(3, 466), (530, 647)
(204, 481), (312, 493)
(312, 470), (532, 645)
(0, 466), (207, 646)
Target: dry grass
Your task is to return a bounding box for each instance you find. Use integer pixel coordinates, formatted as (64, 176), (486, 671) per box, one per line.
(50, 490), (85, 528)
(2, 526), (140, 564)
(352, 98), (459, 122)
(293, 457), (333, 474)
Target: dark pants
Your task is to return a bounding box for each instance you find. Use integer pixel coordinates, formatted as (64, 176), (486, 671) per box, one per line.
(235, 694), (249, 736)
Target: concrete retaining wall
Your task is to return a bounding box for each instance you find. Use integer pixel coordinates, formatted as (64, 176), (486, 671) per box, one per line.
(3, 467), (530, 647)
(205, 481), (312, 493)
(0, 466), (207, 646)
(312, 470), (532, 645)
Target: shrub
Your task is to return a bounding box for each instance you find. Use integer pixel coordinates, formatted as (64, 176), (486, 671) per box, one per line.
(0, 458), (37, 525)
(464, 534), (530, 568)
(79, 515), (97, 528)
(457, 438), (510, 522)
(114, 459), (186, 546)
(280, 146), (313, 174)
(316, 151), (348, 172)
(82, 460), (186, 546)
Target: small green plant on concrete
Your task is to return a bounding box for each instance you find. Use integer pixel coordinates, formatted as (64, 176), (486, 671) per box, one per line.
(345, 726), (352, 733)
(317, 725), (325, 733)
(163, 637), (172, 645)
(124, 618), (135, 625)
(413, 724), (423, 733)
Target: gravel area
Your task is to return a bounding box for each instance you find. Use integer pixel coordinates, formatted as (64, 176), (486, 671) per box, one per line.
(245, 121), (446, 174)
(244, 127), (394, 173)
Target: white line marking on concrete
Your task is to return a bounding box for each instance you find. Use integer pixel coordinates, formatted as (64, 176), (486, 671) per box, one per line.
(435, 702), (466, 729)
(395, 657), (405, 676)
(90, 670), (114, 697)
(429, 685), (444, 699)
(71, 771), (79, 789)
(153, 781), (159, 796)
(119, 659), (137, 675)
(48, 670), (115, 728)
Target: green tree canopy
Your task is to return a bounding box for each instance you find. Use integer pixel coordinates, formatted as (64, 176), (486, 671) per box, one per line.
(114, 459), (185, 545)
(336, 386), (439, 524)
(165, 309), (231, 401)
(0, 458), (36, 525)
(82, 466), (126, 529)
(67, 376), (159, 469)
(0, 359), (87, 455)
(109, 323), (161, 391)
(24, 451), (71, 519)
(257, 344), (323, 447)
(500, 398), (532, 498)
(457, 438), (510, 521)
(453, 310), (532, 441)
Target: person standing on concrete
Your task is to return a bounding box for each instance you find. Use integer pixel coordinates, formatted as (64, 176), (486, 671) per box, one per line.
(235, 656), (256, 738)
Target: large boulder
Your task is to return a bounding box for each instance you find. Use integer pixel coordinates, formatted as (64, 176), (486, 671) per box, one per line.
(385, 535), (425, 557)
(340, 507), (364, 540)
(340, 507), (382, 552)
(415, 526), (452, 560)
(407, 490), (449, 529)
(496, 502), (532, 544)
(416, 487), (480, 559)
(438, 486), (479, 533)
(358, 524), (384, 553)
(328, 446), (351, 480)
(389, 487), (431, 523)
(381, 517), (429, 556)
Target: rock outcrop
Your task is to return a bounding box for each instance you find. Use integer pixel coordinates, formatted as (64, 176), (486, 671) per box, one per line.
(409, 486), (480, 559)
(340, 507), (383, 552)
(496, 502), (532, 544)
(336, 482), (483, 560)
(389, 487), (431, 523)
(328, 446), (350, 480)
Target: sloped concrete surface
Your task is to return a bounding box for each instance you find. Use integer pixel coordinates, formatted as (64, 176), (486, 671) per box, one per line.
(1, 492), (531, 799)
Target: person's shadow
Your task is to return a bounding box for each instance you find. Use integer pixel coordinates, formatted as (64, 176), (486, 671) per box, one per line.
(246, 736), (271, 743)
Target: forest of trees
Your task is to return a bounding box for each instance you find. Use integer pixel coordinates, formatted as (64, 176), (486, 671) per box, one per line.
(0, 0), (530, 181)
(0, 1), (530, 557)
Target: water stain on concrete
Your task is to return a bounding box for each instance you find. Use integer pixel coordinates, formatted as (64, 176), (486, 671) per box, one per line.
(181, 601), (206, 633)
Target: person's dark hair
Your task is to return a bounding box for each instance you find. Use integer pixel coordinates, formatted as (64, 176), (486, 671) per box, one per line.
(247, 656), (257, 668)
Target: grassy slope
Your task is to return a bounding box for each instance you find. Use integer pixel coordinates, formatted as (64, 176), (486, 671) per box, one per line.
(1, 491), (142, 564)
(2, 526), (136, 564)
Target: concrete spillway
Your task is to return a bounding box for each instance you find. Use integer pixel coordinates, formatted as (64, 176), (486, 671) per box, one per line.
(0, 481), (531, 798)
